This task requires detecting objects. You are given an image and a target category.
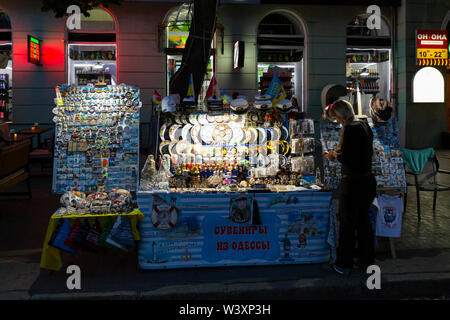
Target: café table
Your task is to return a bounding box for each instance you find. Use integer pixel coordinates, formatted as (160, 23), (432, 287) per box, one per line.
(1, 133), (34, 147)
(18, 127), (52, 149)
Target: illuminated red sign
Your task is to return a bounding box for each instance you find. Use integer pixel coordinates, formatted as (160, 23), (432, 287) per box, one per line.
(28, 35), (41, 65)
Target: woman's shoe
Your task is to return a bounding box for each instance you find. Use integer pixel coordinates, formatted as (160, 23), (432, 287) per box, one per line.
(332, 264), (353, 275)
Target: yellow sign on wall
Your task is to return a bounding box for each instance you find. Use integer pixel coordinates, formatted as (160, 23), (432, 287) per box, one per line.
(417, 48), (448, 60)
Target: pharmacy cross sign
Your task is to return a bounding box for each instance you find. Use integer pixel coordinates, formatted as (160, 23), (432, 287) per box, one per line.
(416, 30), (448, 66)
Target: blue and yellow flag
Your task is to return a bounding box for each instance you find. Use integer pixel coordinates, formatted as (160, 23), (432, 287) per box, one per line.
(186, 74), (194, 97)
(222, 89), (232, 104)
(265, 73), (282, 101)
(272, 83), (286, 107)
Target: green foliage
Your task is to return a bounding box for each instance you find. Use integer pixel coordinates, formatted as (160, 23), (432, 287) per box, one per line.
(41, 0), (123, 18)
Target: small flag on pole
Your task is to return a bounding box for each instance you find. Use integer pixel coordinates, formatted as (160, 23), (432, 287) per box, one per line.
(153, 90), (162, 111)
(272, 83), (286, 107)
(186, 74), (194, 97)
(266, 73), (283, 101)
(205, 74), (219, 100)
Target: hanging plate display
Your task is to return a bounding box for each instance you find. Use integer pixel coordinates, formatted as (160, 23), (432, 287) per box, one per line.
(169, 124), (183, 141)
(159, 122), (170, 141)
(193, 143), (203, 155)
(215, 115), (224, 123)
(181, 124), (193, 143)
(200, 125), (214, 144)
(191, 124), (202, 144)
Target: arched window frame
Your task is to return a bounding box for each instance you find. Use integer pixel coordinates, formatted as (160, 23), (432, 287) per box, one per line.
(66, 6), (118, 86)
(256, 10), (308, 112)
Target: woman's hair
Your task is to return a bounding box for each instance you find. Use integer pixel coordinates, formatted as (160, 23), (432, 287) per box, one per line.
(328, 99), (355, 124)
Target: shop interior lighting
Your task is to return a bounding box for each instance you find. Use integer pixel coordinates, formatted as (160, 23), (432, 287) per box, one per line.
(360, 68), (370, 76)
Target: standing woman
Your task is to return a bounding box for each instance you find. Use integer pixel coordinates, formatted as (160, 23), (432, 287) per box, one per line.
(325, 99), (377, 274)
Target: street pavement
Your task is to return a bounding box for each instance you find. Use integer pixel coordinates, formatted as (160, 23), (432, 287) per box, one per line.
(1, 151), (449, 300)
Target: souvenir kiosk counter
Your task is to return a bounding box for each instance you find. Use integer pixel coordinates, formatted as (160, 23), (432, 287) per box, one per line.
(137, 97), (334, 269)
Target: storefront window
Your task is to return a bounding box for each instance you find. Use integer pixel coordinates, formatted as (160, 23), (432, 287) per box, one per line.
(346, 14), (392, 115)
(257, 12), (304, 110)
(67, 8), (117, 86)
(164, 3), (215, 99)
(0, 9), (12, 121)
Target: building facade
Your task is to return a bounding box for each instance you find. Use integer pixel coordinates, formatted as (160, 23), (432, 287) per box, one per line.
(0, 0), (449, 149)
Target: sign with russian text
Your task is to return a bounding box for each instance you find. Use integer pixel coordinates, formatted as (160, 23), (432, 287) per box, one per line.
(416, 30), (448, 66)
(137, 191), (332, 269)
(28, 35), (41, 65)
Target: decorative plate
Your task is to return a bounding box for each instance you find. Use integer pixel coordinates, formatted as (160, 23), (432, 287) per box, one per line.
(200, 125), (214, 144)
(198, 114), (209, 125)
(168, 124), (183, 141)
(230, 126), (244, 144)
(206, 114), (216, 123)
(181, 124), (193, 143)
(168, 141), (178, 155)
(213, 124), (233, 144)
(191, 124), (202, 144)
(181, 114), (189, 125)
(242, 128), (251, 144)
(257, 127), (267, 144)
(176, 140), (189, 154)
(174, 115), (183, 125)
(222, 113), (230, 123)
(160, 122), (171, 141)
(248, 127), (258, 144)
(280, 126), (289, 141)
(189, 114), (199, 125)
(279, 155), (288, 168)
(159, 141), (170, 155)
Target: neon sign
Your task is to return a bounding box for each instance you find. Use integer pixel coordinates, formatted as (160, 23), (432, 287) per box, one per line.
(28, 35), (41, 65)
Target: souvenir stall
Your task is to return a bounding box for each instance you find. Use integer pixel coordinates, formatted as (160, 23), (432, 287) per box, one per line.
(137, 89), (333, 269)
(40, 84), (144, 271)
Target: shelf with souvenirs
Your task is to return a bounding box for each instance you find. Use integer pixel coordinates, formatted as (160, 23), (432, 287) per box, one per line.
(141, 91), (322, 194)
(320, 98), (406, 192)
(52, 83), (141, 194)
(41, 83), (144, 271)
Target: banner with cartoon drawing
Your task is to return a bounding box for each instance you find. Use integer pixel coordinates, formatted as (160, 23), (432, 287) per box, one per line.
(137, 191), (332, 269)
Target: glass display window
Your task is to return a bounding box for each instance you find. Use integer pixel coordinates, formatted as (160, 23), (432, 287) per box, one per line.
(0, 9), (12, 121)
(67, 8), (117, 86)
(346, 14), (392, 116)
